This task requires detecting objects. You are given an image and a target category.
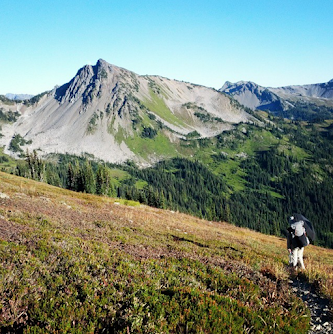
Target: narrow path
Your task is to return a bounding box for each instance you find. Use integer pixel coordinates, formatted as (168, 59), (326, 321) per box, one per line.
(289, 276), (333, 333)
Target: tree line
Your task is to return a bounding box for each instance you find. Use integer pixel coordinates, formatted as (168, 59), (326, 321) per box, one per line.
(9, 118), (333, 248)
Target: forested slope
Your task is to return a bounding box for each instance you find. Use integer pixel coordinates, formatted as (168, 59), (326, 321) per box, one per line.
(2, 113), (333, 248)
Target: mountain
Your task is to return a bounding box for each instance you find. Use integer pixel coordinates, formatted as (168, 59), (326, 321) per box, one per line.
(219, 81), (289, 112)
(2, 63), (333, 249)
(5, 93), (34, 101)
(270, 79), (333, 100)
(0, 59), (255, 164)
(1, 170), (333, 332)
(220, 79), (333, 119)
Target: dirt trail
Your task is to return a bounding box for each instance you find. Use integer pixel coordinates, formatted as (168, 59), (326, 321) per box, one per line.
(290, 277), (333, 333)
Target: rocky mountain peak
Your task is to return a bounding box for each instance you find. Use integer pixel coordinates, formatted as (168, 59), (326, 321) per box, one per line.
(0, 59), (257, 164)
(94, 58), (115, 76)
(96, 58), (109, 69)
(54, 59), (118, 105)
(219, 81), (283, 111)
(220, 81), (233, 91)
(221, 81), (261, 95)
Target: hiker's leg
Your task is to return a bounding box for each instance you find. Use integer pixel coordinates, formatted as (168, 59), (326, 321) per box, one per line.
(298, 247), (305, 270)
(291, 248), (298, 268)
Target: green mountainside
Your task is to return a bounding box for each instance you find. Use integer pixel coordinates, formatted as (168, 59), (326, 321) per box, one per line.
(1, 60), (333, 249)
(2, 111), (333, 248)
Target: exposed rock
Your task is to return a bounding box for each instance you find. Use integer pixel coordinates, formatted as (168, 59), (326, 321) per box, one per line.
(0, 59), (255, 165)
(220, 79), (333, 115)
(220, 80), (286, 111)
(290, 276), (333, 334)
(271, 79), (333, 100)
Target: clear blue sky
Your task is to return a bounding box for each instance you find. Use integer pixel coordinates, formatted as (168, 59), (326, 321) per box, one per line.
(1, 0), (333, 95)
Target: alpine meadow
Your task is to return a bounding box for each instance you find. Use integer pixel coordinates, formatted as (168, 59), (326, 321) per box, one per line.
(1, 59), (333, 333)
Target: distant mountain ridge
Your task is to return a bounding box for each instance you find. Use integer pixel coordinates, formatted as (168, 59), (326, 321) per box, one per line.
(220, 79), (333, 117)
(0, 59), (254, 164)
(219, 81), (288, 112)
(5, 93), (34, 101)
(270, 79), (333, 99)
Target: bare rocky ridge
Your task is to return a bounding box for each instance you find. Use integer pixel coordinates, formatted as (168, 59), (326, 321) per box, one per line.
(220, 81), (288, 111)
(220, 79), (333, 113)
(0, 59), (253, 164)
(271, 79), (333, 100)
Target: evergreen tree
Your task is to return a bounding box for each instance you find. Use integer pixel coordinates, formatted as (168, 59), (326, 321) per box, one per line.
(25, 150), (45, 181)
(82, 160), (96, 194)
(66, 163), (76, 191)
(96, 165), (107, 195)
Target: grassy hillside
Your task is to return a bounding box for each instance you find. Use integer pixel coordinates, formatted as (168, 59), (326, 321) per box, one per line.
(1, 172), (333, 333)
(3, 113), (333, 248)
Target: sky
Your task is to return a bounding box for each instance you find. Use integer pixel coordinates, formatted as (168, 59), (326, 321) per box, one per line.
(1, 0), (333, 95)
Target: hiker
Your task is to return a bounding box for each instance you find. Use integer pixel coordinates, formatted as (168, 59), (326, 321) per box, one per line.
(287, 214), (310, 270)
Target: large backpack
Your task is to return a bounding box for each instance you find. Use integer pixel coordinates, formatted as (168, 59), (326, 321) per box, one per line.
(290, 220), (309, 247)
(295, 233), (310, 248)
(290, 220), (305, 237)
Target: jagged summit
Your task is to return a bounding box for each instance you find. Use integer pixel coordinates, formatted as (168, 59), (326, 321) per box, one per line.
(0, 59), (254, 164)
(96, 58), (108, 66)
(95, 58), (117, 71)
(55, 59), (121, 104)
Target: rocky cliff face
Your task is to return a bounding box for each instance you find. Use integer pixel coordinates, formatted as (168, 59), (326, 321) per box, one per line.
(0, 59), (254, 164)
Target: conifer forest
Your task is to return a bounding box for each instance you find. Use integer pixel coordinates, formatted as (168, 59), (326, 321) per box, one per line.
(5, 115), (333, 249)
